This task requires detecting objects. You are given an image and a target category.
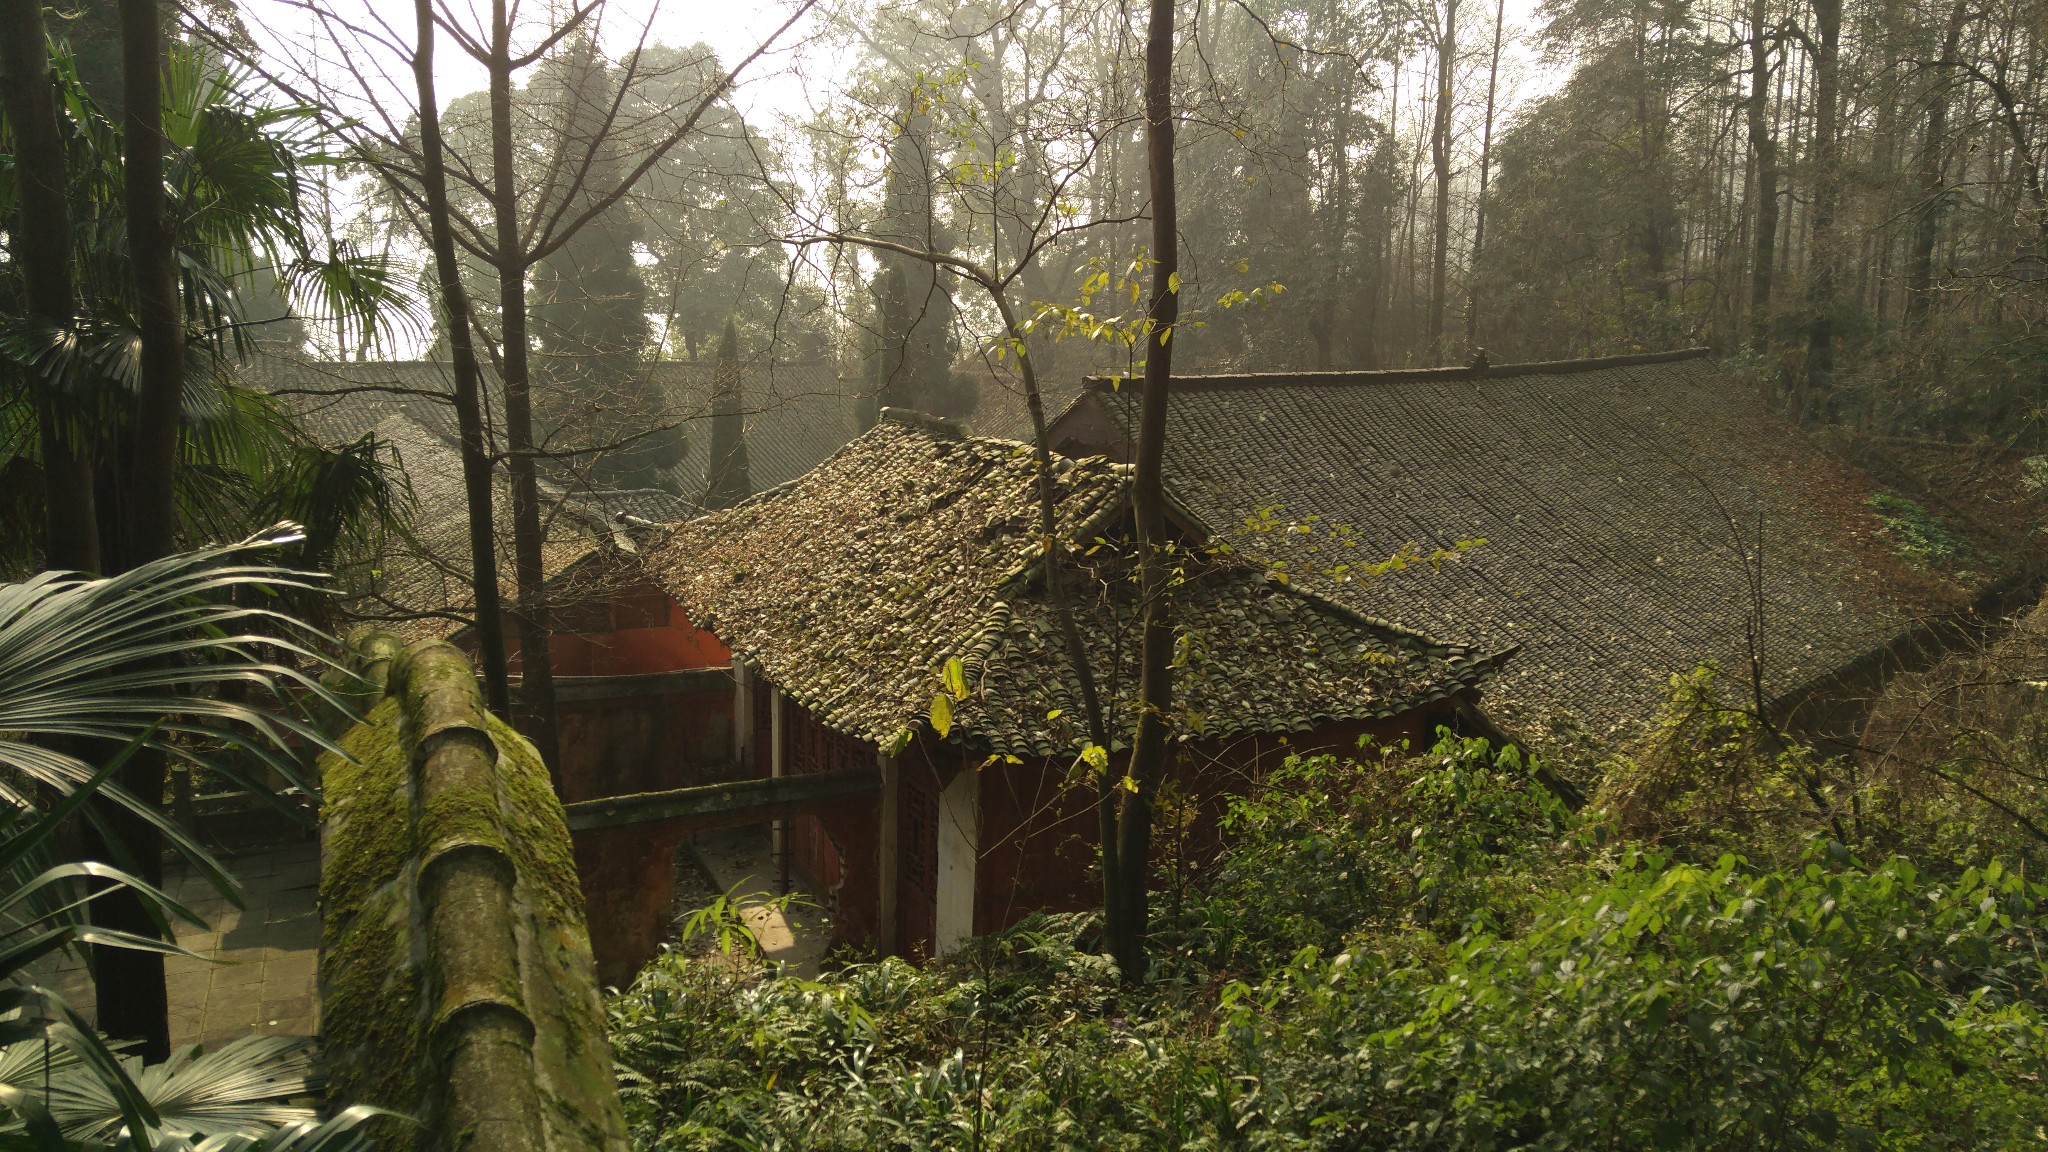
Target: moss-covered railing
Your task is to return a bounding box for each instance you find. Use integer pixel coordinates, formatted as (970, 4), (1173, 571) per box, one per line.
(318, 633), (628, 1151)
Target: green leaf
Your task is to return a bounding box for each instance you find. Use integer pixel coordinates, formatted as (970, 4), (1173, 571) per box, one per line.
(942, 656), (969, 700)
(929, 692), (954, 739)
(884, 727), (914, 757)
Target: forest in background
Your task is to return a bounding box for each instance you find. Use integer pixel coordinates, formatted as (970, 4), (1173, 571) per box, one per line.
(257, 0), (2048, 447)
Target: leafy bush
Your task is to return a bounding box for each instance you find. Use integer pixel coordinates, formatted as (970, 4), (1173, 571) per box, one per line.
(1172, 736), (1569, 977)
(1225, 843), (2047, 1149)
(611, 733), (2048, 1150)
(1867, 493), (1970, 567)
(1599, 666), (1852, 860)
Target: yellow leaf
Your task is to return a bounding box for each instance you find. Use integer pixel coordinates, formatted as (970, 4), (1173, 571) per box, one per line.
(943, 656), (969, 700)
(1120, 774), (1139, 793)
(1167, 271), (1181, 294)
(1081, 744), (1110, 771)
(930, 692), (954, 738)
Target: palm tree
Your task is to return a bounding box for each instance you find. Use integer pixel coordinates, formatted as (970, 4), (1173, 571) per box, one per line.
(0, 526), (393, 1149)
(2, 32), (411, 1051)
(0, 525), (354, 1064)
(0, 36), (413, 576)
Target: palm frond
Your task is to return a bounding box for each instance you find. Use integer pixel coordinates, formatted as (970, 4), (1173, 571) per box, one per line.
(162, 1106), (394, 1152)
(0, 525), (358, 869)
(27, 1035), (318, 1143)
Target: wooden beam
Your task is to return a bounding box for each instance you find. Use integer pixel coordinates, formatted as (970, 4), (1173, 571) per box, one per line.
(505, 667), (732, 701)
(561, 767), (879, 832)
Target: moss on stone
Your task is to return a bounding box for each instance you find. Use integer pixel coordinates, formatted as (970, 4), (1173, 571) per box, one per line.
(417, 780), (510, 860)
(320, 892), (426, 1148)
(395, 644), (489, 744)
(318, 694), (429, 1151)
(486, 715), (584, 934)
(321, 637), (627, 1151)
(319, 697), (412, 928)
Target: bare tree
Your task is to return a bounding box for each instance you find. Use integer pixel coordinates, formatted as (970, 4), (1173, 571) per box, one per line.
(411, 0), (512, 717)
(1464, 0), (1505, 355)
(1745, 0), (1781, 352)
(246, 0), (814, 769)
(1798, 0), (1842, 402)
(1112, 0), (1180, 982)
(1905, 0), (1970, 332)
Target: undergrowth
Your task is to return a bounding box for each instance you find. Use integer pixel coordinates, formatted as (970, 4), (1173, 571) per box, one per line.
(609, 718), (2048, 1150)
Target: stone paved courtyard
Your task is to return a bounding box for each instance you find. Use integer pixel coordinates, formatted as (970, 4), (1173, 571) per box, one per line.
(32, 840), (321, 1049)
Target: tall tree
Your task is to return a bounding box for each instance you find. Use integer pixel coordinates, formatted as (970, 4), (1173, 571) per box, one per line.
(0, 0), (99, 573)
(482, 0), (565, 769)
(412, 0), (512, 718)
(865, 101), (964, 424)
(117, 0), (184, 572)
(703, 318), (749, 508)
(530, 38), (665, 491)
(1110, 0), (1180, 984)
(1427, 0), (1459, 363)
(90, 0), (189, 1062)
(1906, 0), (1970, 332)
(1800, 0), (1843, 402)
(1465, 0), (1507, 354)
(466, 4), (812, 772)
(1746, 0), (1782, 351)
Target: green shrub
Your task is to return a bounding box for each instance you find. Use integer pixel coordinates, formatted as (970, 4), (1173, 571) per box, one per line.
(1867, 492), (1970, 566)
(610, 733), (2048, 1151)
(1225, 841), (2047, 1149)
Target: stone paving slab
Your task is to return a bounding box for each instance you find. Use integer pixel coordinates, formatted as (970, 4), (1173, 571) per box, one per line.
(28, 841), (321, 1049)
(690, 827), (832, 977)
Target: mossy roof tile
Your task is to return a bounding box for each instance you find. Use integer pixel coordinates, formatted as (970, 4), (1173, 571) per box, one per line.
(1051, 353), (2008, 741)
(643, 415), (1502, 755)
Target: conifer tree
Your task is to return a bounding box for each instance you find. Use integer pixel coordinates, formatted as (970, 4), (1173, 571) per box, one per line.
(703, 318), (750, 508)
(864, 101), (963, 424)
(531, 37), (674, 490)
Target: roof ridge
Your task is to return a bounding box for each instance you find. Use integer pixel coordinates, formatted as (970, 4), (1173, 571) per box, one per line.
(1082, 347), (1714, 392)
(1265, 575), (1477, 657)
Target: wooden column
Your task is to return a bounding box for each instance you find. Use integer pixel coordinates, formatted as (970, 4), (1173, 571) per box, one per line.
(876, 748), (901, 957)
(934, 763), (979, 957)
(731, 656), (754, 773)
(769, 686), (787, 893)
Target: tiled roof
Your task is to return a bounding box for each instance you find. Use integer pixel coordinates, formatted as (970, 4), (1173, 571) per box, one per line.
(334, 413), (606, 642)
(245, 354), (854, 636)
(243, 354), (862, 508)
(642, 413), (1504, 756)
(1048, 351), (2016, 742)
(644, 360), (862, 499)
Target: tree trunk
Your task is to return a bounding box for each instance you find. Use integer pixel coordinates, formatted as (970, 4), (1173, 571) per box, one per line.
(119, 0), (183, 569)
(1427, 0), (1457, 365)
(100, 0), (184, 1061)
(1112, 0), (1180, 985)
(1464, 0), (1505, 355)
(1802, 0), (1843, 404)
(989, 292), (1116, 958)
(1747, 0), (1781, 353)
(1907, 0), (1968, 331)
(489, 0), (562, 775)
(0, 0), (100, 574)
(413, 0), (513, 718)
(1634, 9), (1670, 314)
